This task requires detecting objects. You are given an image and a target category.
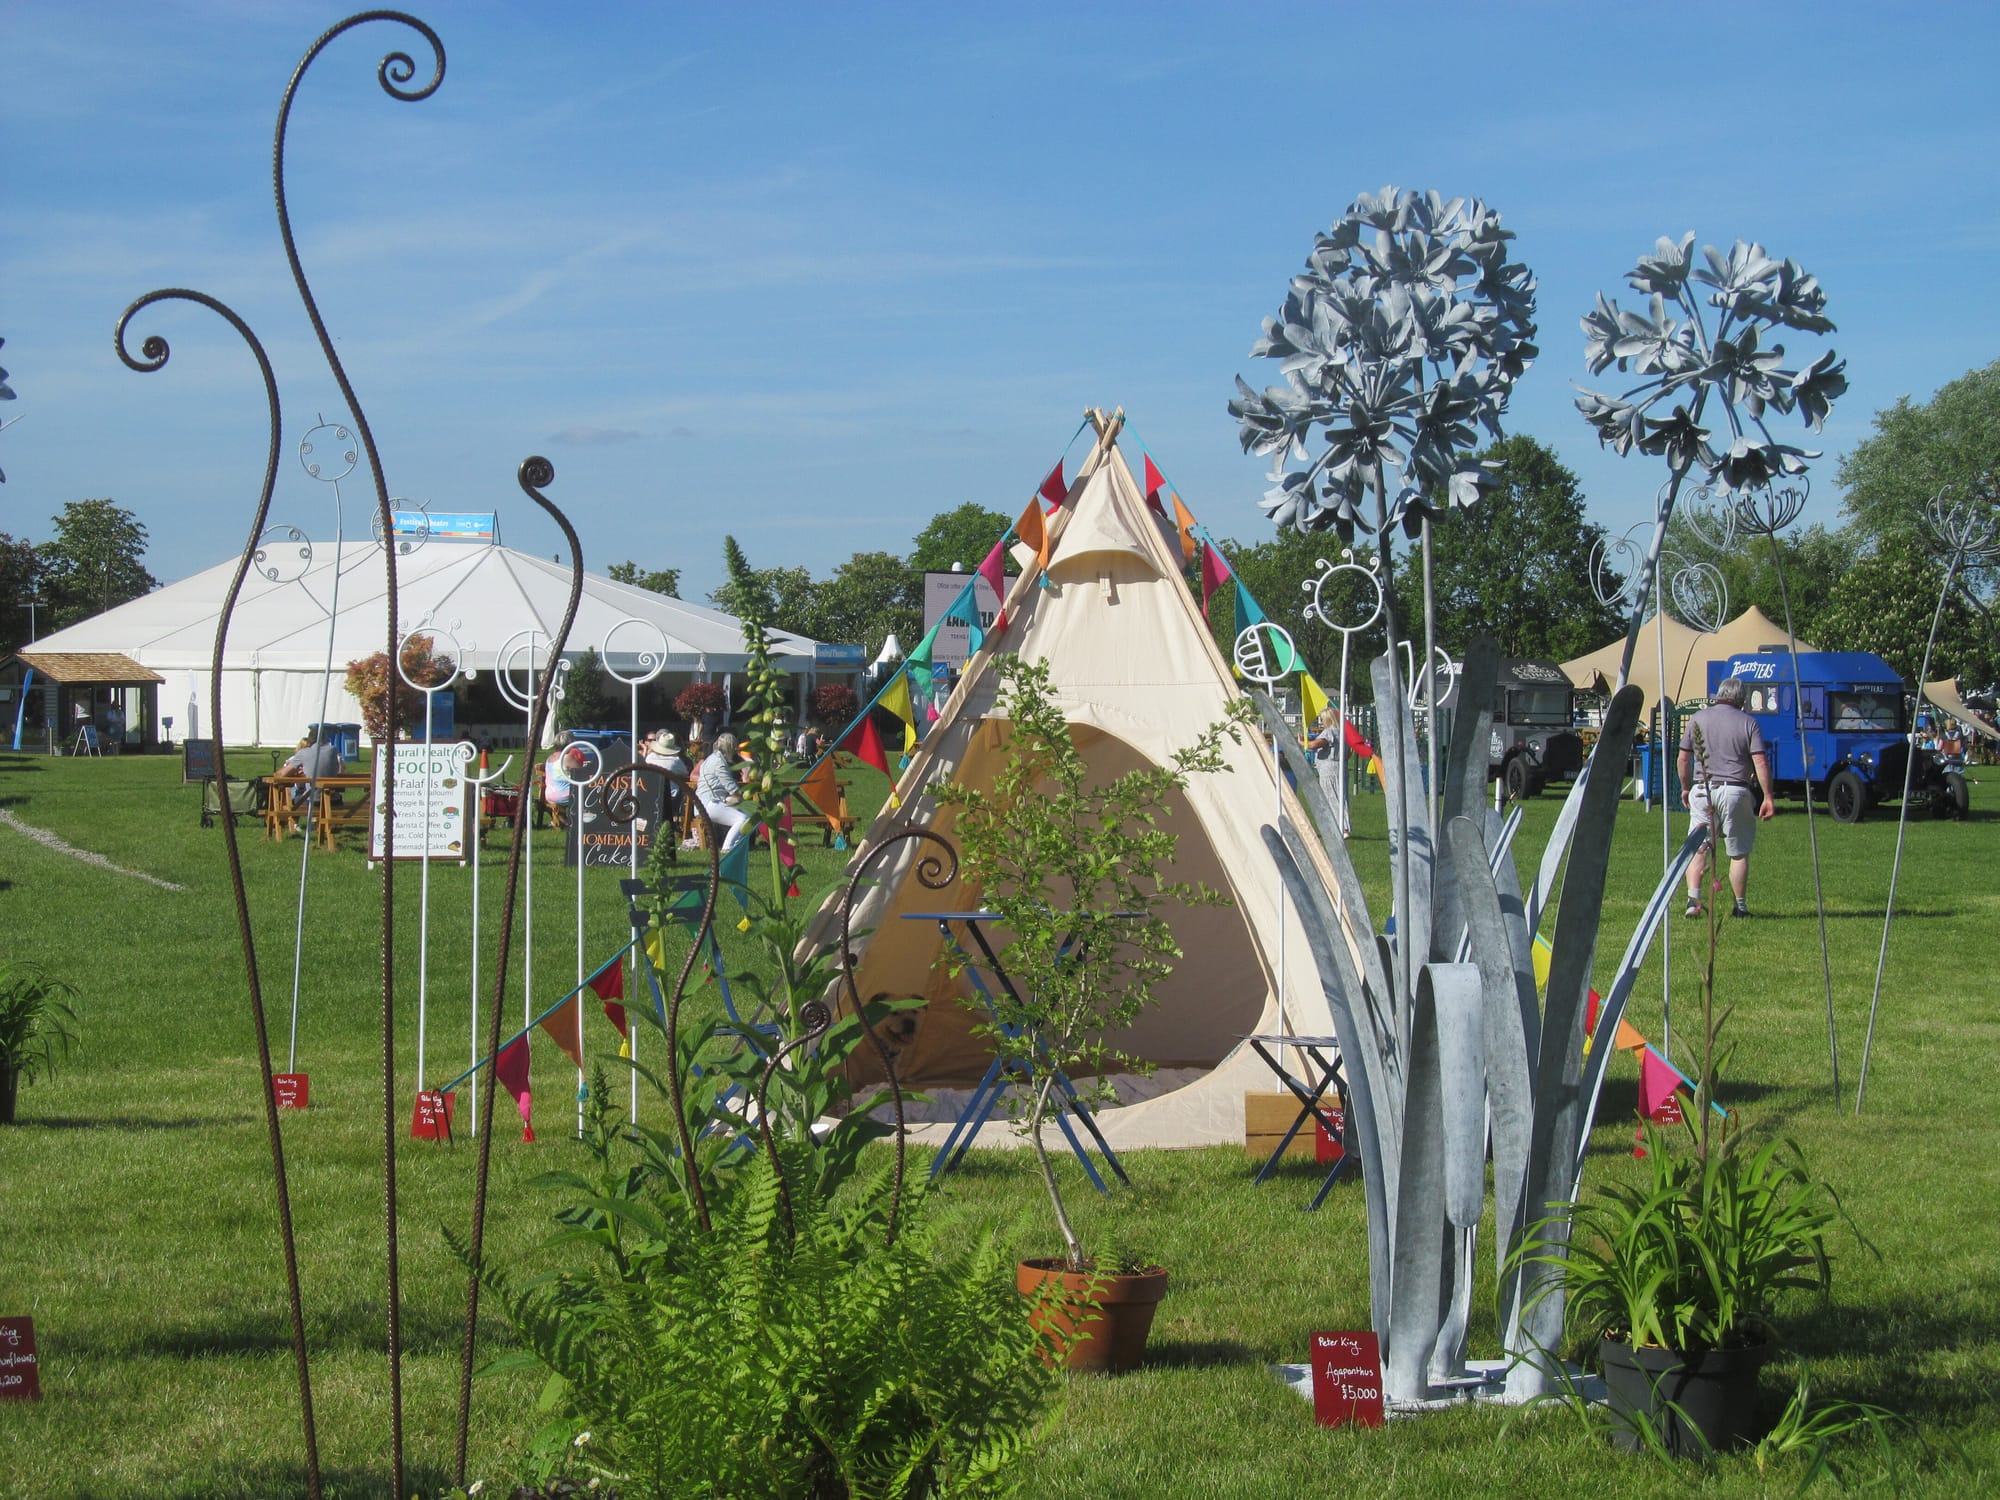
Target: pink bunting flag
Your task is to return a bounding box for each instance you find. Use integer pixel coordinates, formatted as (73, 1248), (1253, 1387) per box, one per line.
(495, 1035), (533, 1142)
(1199, 541), (1231, 613)
(1638, 1047), (1687, 1124)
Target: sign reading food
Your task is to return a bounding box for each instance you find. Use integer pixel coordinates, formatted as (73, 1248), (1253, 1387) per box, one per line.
(370, 741), (473, 861)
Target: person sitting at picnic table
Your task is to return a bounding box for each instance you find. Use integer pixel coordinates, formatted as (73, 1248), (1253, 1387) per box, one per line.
(280, 730), (343, 802)
(643, 728), (688, 827)
(692, 731), (750, 851)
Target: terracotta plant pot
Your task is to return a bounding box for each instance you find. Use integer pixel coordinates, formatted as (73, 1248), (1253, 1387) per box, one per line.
(1600, 1336), (1775, 1457)
(1016, 1258), (1168, 1373)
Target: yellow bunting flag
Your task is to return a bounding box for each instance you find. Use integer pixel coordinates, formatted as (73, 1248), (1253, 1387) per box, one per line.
(1300, 673), (1331, 727)
(881, 671), (918, 752)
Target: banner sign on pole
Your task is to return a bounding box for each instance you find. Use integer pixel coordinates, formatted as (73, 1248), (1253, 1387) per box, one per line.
(921, 572), (1003, 668)
(1310, 1331), (1384, 1428)
(392, 509), (495, 540)
(567, 738), (657, 869)
(813, 643), (868, 668)
(0, 1318), (39, 1401)
(370, 741), (473, 861)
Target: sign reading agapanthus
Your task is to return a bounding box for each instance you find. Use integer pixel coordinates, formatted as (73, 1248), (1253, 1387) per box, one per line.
(1310, 1331), (1383, 1428)
(369, 740), (473, 861)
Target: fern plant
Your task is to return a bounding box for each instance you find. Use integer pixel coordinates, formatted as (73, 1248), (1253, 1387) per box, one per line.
(459, 1089), (1056, 1499)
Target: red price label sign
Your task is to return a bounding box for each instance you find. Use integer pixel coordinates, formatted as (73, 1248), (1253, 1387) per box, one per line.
(1314, 1106), (1346, 1165)
(409, 1089), (456, 1141)
(272, 1073), (310, 1110)
(0, 1317), (40, 1401)
(1310, 1330), (1382, 1429)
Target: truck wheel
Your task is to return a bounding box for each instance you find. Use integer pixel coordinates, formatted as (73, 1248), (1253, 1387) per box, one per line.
(1944, 770), (1970, 820)
(1504, 756), (1534, 801)
(1828, 768), (1868, 824)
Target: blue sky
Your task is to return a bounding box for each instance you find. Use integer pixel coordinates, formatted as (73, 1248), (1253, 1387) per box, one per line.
(5, 1), (1998, 606)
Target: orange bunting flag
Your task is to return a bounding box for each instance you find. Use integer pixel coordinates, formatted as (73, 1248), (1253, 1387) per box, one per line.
(1038, 460), (1067, 510)
(837, 715), (891, 776)
(1016, 495), (1049, 573)
(1142, 455), (1167, 513)
(1171, 493), (1199, 565)
(495, 1035), (533, 1142)
(539, 996), (584, 1069)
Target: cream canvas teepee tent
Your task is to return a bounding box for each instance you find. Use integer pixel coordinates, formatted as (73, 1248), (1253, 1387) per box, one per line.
(805, 412), (1335, 1150)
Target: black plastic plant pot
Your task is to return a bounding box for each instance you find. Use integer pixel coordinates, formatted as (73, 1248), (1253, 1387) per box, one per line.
(1599, 1337), (1775, 1458)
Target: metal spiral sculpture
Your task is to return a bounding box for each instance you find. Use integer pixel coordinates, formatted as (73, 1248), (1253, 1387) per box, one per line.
(1857, 483), (2000, 1113)
(453, 456), (585, 1484)
(115, 290), (322, 1499)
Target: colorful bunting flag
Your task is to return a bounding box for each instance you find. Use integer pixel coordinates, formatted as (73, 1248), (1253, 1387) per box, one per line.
(495, 1035), (533, 1142)
(1199, 542), (1231, 613)
(1638, 1047), (1687, 1124)
(1142, 455), (1168, 514)
(838, 715), (891, 776)
(977, 538), (1010, 633)
(881, 671), (918, 752)
(1039, 460), (1067, 510)
(1017, 495), (1049, 573)
(589, 965), (629, 1056)
(1300, 673), (1331, 727)
(1171, 493), (1199, 565)
(539, 995), (584, 1069)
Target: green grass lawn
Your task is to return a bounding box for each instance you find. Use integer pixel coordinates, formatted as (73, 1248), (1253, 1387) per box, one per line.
(1, 748), (1996, 1497)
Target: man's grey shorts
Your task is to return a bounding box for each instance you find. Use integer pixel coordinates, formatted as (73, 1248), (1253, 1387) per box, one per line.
(1688, 783), (1757, 858)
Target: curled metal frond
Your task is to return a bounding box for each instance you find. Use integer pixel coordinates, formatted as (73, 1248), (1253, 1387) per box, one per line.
(253, 525), (315, 585)
(755, 998), (837, 1245)
(1301, 549), (1385, 634)
(299, 420), (357, 482)
(1922, 482), (2000, 564)
(1679, 483), (1738, 554)
(595, 760), (674, 827)
(841, 828), (960, 1245)
(1667, 555), (1730, 633)
(115, 286), (321, 1497)
(1730, 477), (1810, 537)
(1589, 522), (1651, 612)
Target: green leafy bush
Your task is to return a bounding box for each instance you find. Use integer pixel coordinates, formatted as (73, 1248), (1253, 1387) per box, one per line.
(0, 959), (81, 1124)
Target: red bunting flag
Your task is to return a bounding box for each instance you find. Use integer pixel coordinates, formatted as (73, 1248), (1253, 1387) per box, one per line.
(1142, 455), (1167, 513)
(588, 963), (627, 1038)
(837, 715), (891, 776)
(1638, 1047), (1687, 1122)
(495, 1035), (533, 1142)
(1039, 461), (1067, 510)
(1199, 541), (1232, 613)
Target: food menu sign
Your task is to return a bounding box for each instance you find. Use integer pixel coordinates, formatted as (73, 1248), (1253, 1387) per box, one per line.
(369, 741), (473, 861)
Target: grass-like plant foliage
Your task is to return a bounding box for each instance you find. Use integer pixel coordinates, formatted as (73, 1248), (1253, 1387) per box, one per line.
(456, 1083), (1057, 1499)
(936, 655), (1254, 1272)
(0, 957), (81, 1123)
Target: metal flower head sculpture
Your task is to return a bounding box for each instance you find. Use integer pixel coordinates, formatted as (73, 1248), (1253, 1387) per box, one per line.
(1232, 186), (1537, 912)
(1232, 187), (1538, 544)
(1574, 233), (1845, 685)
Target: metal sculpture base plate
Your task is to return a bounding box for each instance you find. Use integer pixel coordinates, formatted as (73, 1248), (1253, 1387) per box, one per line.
(1272, 1358), (1604, 1414)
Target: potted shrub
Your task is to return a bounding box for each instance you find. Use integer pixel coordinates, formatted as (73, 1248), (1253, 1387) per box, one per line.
(673, 679), (726, 738)
(936, 655), (1250, 1373)
(1515, 736), (1854, 1456)
(0, 960), (81, 1125)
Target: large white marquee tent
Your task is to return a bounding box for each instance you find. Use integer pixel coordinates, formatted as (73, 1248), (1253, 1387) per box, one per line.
(25, 536), (823, 747)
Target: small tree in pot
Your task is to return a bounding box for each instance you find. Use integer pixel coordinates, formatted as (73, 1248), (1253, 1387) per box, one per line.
(0, 960), (81, 1125)
(936, 655), (1251, 1371)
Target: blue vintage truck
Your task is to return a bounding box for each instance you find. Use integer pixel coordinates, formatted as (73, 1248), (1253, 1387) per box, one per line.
(1704, 651), (1969, 822)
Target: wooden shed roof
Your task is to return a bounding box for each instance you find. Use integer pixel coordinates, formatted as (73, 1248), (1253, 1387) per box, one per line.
(13, 651), (165, 685)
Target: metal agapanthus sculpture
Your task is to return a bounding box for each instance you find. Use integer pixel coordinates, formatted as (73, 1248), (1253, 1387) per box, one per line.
(1857, 481), (2000, 1113)
(1574, 234), (1845, 689)
(1231, 186), (1537, 990)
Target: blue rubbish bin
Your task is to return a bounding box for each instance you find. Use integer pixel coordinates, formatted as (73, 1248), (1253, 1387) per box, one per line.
(310, 722), (363, 761)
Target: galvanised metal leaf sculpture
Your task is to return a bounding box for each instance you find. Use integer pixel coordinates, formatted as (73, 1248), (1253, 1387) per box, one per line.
(1230, 187), (1538, 543)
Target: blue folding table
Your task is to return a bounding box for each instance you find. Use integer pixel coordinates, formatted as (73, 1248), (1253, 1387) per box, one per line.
(1244, 1032), (1352, 1210)
(905, 910), (1129, 1192)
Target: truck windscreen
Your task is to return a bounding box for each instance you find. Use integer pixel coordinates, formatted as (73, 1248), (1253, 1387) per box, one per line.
(1507, 687), (1571, 726)
(1828, 690), (1903, 732)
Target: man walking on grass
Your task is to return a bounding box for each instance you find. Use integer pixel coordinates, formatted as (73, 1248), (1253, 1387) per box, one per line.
(1678, 675), (1777, 919)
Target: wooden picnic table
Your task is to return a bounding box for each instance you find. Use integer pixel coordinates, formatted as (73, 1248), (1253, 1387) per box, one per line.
(263, 773), (374, 849)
